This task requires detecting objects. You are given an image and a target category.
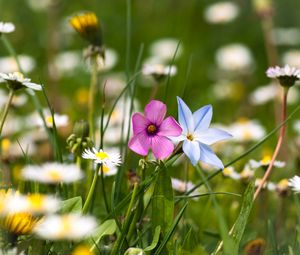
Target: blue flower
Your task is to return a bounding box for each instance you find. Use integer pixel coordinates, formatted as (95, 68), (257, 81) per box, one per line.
(176, 97), (232, 168)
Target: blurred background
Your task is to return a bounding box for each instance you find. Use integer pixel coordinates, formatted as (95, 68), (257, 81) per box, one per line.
(1, 0), (300, 253)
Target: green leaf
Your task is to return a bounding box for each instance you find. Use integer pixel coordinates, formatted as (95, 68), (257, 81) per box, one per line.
(230, 182), (255, 253)
(268, 220), (279, 255)
(152, 163), (174, 236)
(144, 225), (161, 252)
(60, 196), (82, 213)
(89, 219), (117, 251)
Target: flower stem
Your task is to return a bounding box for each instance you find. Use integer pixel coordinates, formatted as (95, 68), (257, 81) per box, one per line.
(253, 87), (289, 200)
(82, 167), (98, 214)
(88, 57), (98, 141)
(0, 90), (14, 136)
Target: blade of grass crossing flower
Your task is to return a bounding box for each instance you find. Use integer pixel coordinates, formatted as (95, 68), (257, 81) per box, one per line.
(154, 202), (188, 255)
(195, 165), (234, 255)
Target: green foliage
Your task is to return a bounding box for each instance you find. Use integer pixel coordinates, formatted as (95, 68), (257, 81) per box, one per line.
(60, 196), (82, 213)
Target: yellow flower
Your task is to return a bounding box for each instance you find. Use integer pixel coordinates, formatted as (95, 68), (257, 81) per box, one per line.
(71, 245), (94, 255)
(0, 212), (38, 235)
(69, 12), (102, 47)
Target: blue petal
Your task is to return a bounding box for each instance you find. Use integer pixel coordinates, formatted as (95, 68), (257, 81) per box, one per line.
(193, 105), (212, 132)
(195, 128), (232, 145)
(177, 97), (194, 133)
(199, 143), (224, 169)
(183, 140), (200, 166)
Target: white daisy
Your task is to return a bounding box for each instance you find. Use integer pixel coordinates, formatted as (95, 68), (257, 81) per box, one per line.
(272, 27), (300, 46)
(0, 22), (15, 34)
(288, 175), (300, 193)
(82, 147), (122, 166)
(0, 72), (42, 91)
(276, 179), (289, 194)
(266, 65), (300, 86)
(142, 64), (177, 78)
(33, 214), (97, 240)
(216, 44), (253, 72)
(97, 164), (118, 176)
(21, 163), (84, 184)
(149, 38), (183, 61)
(222, 167), (241, 180)
(240, 164), (255, 180)
(36, 110), (69, 128)
(204, 2), (239, 24)
(282, 50), (300, 68)
(249, 155), (285, 169)
(255, 178), (276, 191)
(0, 55), (35, 74)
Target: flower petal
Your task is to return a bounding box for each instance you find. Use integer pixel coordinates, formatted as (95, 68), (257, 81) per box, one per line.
(157, 116), (182, 136)
(144, 100), (166, 125)
(132, 113), (150, 135)
(24, 82), (42, 91)
(182, 140), (200, 166)
(177, 97), (194, 133)
(193, 105), (212, 132)
(195, 128), (232, 145)
(199, 143), (224, 169)
(128, 132), (151, 156)
(151, 136), (174, 160)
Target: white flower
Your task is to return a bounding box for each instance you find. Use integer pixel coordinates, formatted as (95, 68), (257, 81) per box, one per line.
(222, 167), (241, 180)
(149, 38), (183, 61)
(171, 178), (200, 199)
(266, 65), (300, 79)
(54, 51), (82, 75)
(27, 0), (52, 11)
(249, 155), (285, 169)
(82, 147), (122, 166)
(33, 214), (97, 240)
(0, 22), (15, 34)
(142, 64), (177, 77)
(216, 44), (253, 72)
(204, 2), (239, 24)
(228, 118), (266, 142)
(240, 164), (255, 180)
(272, 27), (300, 46)
(0, 55), (35, 73)
(255, 179), (276, 191)
(289, 175), (300, 193)
(282, 50), (300, 68)
(97, 164), (118, 176)
(21, 163), (84, 184)
(0, 72), (42, 91)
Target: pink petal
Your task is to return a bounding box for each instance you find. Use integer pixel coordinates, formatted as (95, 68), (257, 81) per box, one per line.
(132, 113), (150, 135)
(157, 116), (182, 136)
(144, 100), (166, 125)
(128, 132), (151, 156)
(151, 136), (174, 160)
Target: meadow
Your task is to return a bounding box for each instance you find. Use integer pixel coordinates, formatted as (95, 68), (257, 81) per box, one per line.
(0, 0), (300, 254)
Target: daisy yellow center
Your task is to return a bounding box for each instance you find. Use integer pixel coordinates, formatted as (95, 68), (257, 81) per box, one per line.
(237, 117), (249, 124)
(261, 155), (271, 165)
(47, 170), (62, 182)
(96, 151), (109, 160)
(100, 165), (110, 174)
(242, 129), (252, 140)
(187, 134), (194, 141)
(46, 116), (53, 125)
(277, 179), (289, 189)
(223, 167), (232, 176)
(58, 216), (72, 237)
(14, 72), (24, 80)
(147, 124), (157, 134)
(27, 194), (44, 209)
(72, 245), (93, 255)
(1, 138), (11, 152)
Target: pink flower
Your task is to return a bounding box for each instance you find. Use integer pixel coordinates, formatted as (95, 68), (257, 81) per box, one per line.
(128, 100), (182, 159)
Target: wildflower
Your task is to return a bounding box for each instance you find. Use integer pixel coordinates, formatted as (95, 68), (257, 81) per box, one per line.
(276, 179), (289, 196)
(204, 2), (239, 24)
(0, 72), (42, 91)
(266, 65), (300, 87)
(0, 212), (38, 235)
(171, 178), (200, 200)
(142, 64), (177, 81)
(176, 97), (231, 168)
(255, 178), (276, 191)
(98, 164), (118, 176)
(0, 55), (35, 73)
(32, 109), (69, 128)
(216, 44), (253, 72)
(283, 50), (300, 68)
(273, 27), (300, 46)
(149, 38), (183, 61)
(34, 214), (97, 240)
(222, 167), (241, 180)
(82, 147), (121, 166)
(229, 118), (266, 142)
(128, 100), (182, 160)
(0, 22), (15, 34)
(21, 163), (83, 184)
(288, 175), (300, 193)
(69, 12), (102, 47)
(240, 165), (255, 180)
(249, 155), (285, 170)
(71, 245), (94, 255)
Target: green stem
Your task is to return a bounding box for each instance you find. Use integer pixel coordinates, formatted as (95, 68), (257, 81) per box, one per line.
(0, 90), (14, 136)
(88, 57), (98, 141)
(73, 156), (81, 196)
(82, 168), (98, 214)
(100, 164), (110, 213)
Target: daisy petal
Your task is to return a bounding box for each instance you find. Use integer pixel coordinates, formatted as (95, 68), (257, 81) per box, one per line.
(132, 113), (150, 135)
(157, 116), (182, 136)
(182, 140), (200, 166)
(177, 97), (194, 133)
(151, 136), (174, 160)
(196, 128), (232, 145)
(144, 100), (166, 125)
(199, 143), (224, 169)
(24, 82), (42, 91)
(193, 105), (212, 132)
(128, 132), (151, 156)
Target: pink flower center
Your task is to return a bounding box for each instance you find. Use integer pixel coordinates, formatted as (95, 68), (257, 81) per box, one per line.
(147, 124), (157, 135)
